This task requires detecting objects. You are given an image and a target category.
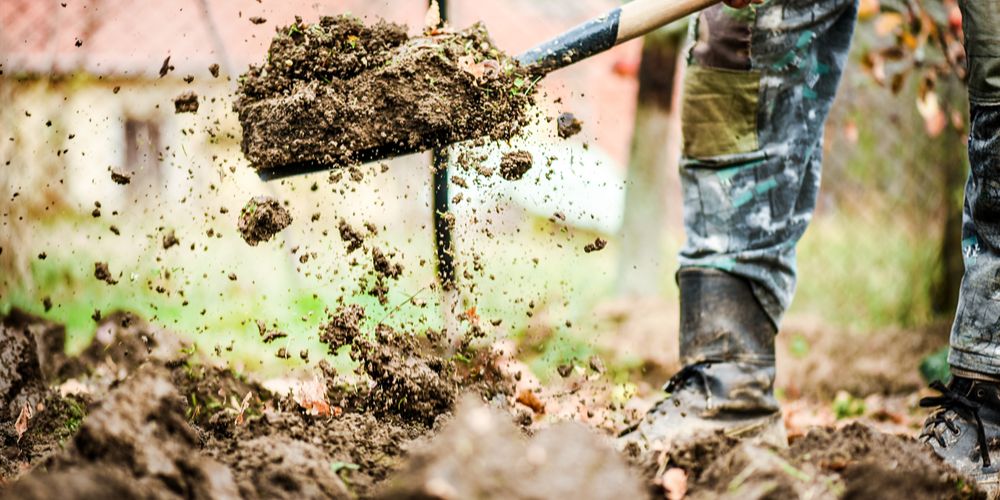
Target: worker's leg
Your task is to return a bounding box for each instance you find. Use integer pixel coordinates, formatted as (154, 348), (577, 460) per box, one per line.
(678, 0), (857, 333)
(921, 1), (1000, 489)
(620, 0), (858, 451)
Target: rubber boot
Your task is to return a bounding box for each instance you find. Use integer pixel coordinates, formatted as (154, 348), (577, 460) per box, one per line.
(618, 267), (787, 453)
(920, 374), (1000, 498)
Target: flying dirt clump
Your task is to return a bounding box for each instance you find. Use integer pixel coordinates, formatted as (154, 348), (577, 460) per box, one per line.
(238, 196), (292, 246)
(499, 150), (533, 180)
(93, 261), (118, 285)
(557, 112), (583, 138)
(173, 91), (198, 113)
(319, 304), (511, 426)
(235, 15), (535, 171)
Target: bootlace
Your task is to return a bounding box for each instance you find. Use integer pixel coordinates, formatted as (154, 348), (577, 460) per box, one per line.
(919, 380), (992, 468)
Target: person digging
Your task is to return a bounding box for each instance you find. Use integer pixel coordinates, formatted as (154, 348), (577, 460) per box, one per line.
(617, 0), (1000, 495)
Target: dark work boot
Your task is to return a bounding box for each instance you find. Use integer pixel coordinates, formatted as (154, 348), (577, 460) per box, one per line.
(618, 268), (786, 452)
(919, 375), (1000, 496)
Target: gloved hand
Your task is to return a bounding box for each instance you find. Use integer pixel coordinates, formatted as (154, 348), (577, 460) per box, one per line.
(723, 0), (764, 7)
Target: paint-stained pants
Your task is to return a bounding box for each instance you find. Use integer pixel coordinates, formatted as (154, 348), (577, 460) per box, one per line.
(678, 0), (1000, 374)
(678, 0), (857, 325)
(948, 1), (1000, 374)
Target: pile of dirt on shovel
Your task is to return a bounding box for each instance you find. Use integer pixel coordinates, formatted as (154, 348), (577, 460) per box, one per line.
(235, 15), (535, 172)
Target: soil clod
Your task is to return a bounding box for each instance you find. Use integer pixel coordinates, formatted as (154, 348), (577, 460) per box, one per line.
(93, 262), (118, 285)
(238, 196), (292, 246)
(499, 150), (533, 181)
(173, 91), (199, 113)
(557, 112), (583, 138)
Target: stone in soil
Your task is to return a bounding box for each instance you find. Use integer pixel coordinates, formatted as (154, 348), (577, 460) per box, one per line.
(238, 196), (292, 246)
(235, 15), (534, 172)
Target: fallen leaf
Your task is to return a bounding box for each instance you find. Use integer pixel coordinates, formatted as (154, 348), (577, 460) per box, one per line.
(916, 90), (946, 137)
(516, 389), (545, 414)
(15, 404), (32, 442)
(294, 377), (332, 417)
(235, 391), (252, 426)
(662, 468), (687, 500)
(463, 305), (480, 325)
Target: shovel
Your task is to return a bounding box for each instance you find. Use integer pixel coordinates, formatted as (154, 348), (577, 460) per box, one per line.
(258, 0), (719, 181)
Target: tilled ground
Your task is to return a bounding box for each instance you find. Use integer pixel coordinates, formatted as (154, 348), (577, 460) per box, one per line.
(0, 307), (984, 499)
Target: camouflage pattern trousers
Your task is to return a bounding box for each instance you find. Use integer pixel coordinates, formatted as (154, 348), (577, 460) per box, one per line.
(678, 0), (1000, 374)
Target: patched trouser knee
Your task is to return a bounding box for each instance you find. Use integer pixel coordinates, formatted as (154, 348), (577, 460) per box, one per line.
(678, 0), (858, 326)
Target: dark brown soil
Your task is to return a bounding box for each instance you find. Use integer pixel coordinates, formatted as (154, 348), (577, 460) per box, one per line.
(173, 91), (199, 114)
(499, 150), (533, 181)
(235, 15), (534, 172)
(337, 219), (367, 253)
(109, 169), (131, 185)
(640, 423), (983, 499)
(162, 229), (179, 250)
(1, 308), (984, 500)
(318, 305), (511, 426)
(584, 238), (607, 253)
(379, 397), (645, 499)
(93, 262), (118, 285)
(557, 112), (582, 138)
(238, 196), (292, 246)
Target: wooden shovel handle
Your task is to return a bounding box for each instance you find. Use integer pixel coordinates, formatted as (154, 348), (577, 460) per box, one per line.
(517, 0), (720, 73)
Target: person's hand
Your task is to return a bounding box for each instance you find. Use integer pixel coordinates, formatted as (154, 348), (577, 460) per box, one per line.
(723, 0), (764, 8)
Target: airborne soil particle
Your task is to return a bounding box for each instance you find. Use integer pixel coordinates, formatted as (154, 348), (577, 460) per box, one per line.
(238, 196), (292, 246)
(499, 150), (533, 180)
(109, 169), (131, 185)
(235, 15), (534, 171)
(93, 261), (118, 285)
(557, 112), (583, 138)
(337, 218), (366, 253)
(208, 63), (220, 78)
(173, 91), (199, 113)
(584, 237), (607, 253)
(162, 229), (179, 250)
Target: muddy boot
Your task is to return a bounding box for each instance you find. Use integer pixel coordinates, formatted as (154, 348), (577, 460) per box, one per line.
(618, 268), (786, 453)
(919, 375), (1000, 497)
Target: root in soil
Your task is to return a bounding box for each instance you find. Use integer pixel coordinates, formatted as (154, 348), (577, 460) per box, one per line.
(235, 15), (535, 172)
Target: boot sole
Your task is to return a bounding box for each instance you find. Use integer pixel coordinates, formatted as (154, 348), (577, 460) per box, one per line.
(971, 474), (1000, 499)
(723, 412), (788, 448)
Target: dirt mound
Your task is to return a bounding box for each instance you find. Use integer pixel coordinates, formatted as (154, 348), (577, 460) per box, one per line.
(654, 423), (982, 499)
(238, 196), (292, 246)
(235, 15), (534, 171)
(380, 397), (645, 499)
(0, 309), (65, 421)
(319, 304), (512, 426)
(10, 366), (241, 499)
